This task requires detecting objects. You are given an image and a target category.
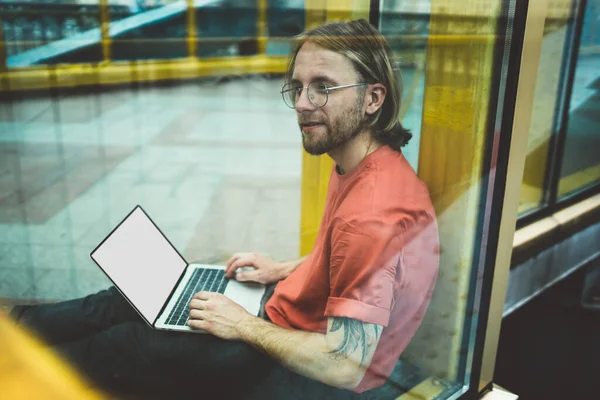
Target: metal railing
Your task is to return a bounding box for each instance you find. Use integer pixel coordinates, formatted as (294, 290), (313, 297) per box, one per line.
(0, 0), (582, 91)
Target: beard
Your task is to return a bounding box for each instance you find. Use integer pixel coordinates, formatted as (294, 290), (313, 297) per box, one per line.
(300, 96), (366, 156)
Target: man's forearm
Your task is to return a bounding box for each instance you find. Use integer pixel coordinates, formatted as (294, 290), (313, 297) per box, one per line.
(237, 316), (360, 389)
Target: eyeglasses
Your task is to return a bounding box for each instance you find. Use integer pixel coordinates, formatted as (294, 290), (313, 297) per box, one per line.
(280, 81), (369, 109)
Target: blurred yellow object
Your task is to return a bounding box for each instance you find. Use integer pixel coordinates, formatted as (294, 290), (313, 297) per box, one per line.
(0, 316), (106, 400)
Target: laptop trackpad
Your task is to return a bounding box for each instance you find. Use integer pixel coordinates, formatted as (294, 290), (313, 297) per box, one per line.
(224, 279), (266, 317)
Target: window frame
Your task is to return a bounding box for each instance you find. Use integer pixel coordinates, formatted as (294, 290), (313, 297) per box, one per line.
(517, 0), (600, 230)
(374, 0), (529, 397)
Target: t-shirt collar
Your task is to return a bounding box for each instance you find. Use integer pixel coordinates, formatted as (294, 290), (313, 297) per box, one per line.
(334, 144), (394, 184)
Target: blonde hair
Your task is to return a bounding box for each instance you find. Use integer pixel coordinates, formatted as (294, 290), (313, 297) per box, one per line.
(285, 19), (412, 149)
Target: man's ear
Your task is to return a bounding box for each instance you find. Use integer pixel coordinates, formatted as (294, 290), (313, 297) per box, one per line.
(365, 84), (386, 116)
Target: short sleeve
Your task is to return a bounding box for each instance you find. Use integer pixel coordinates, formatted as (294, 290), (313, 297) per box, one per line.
(325, 217), (405, 327)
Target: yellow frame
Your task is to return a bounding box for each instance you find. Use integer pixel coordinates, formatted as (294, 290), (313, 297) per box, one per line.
(0, 0), (276, 91)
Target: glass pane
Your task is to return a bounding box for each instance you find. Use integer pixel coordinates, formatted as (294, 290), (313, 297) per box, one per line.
(380, 0), (430, 171)
(195, 0), (258, 58)
(558, 0), (600, 198)
(0, 75), (300, 297)
(2, 0), (102, 67)
(110, 0), (188, 61)
(518, 0), (574, 214)
(377, 0), (516, 398)
(1, 2), (517, 399)
(266, 0), (305, 56)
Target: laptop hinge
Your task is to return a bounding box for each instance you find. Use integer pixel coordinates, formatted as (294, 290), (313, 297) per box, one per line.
(153, 263), (191, 326)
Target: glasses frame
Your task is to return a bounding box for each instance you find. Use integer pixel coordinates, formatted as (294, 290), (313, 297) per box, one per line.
(280, 81), (369, 109)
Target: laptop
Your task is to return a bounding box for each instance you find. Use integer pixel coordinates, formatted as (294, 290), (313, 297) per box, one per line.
(90, 205), (266, 333)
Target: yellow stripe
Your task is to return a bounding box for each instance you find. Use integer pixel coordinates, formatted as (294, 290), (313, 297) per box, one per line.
(0, 318), (105, 399)
(396, 377), (446, 400)
(99, 0), (111, 62)
(558, 164), (600, 197)
(1, 56), (288, 91)
(257, 0), (268, 55)
(187, 0), (197, 57)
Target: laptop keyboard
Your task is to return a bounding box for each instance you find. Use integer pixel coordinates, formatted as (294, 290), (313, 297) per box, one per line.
(164, 268), (229, 326)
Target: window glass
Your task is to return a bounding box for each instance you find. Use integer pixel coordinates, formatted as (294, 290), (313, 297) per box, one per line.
(109, 0), (188, 60)
(2, 0), (103, 67)
(380, 0), (430, 171)
(291, 0), (513, 398)
(378, 0), (516, 398)
(195, 0), (259, 58)
(558, 0), (600, 198)
(1, 0), (517, 399)
(518, 0), (573, 214)
(266, 0), (304, 56)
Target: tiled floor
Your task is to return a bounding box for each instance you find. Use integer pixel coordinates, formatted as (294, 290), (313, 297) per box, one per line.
(0, 77), (304, 301)
(0, 73), (425, 303)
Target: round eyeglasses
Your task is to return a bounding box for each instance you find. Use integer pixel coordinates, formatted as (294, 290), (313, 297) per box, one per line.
(280, 81), (369, 109)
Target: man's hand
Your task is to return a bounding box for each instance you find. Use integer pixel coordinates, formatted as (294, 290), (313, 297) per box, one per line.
(225, 252), (289, 284)
(188, 291), (254, 340)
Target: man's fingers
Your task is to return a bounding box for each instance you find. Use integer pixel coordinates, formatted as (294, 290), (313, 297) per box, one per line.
(188, 319), (209, 330)
(189, 299), (204, 309)
(189, 309), (207, 320)
(236, 270), (261, 283)
(193, 291), (211, 300)
(226, 258), (256, 278)
(225, 256), (245, 276)
(225, 254), (241, 270)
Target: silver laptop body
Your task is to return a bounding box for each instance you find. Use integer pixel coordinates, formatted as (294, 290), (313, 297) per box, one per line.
(90, 205), (266, 333)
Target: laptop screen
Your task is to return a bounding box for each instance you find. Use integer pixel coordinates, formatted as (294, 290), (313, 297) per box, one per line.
(91, 206), (187, 325)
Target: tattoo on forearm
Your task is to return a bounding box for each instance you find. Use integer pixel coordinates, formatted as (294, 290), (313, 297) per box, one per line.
(329, 318), (382, 363)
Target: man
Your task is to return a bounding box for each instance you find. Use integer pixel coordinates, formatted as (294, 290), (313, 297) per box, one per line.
(10, 19), (439, 399)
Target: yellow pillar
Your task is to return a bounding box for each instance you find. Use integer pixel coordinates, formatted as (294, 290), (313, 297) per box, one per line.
(299, 0), (370, 256)
(99, 0), (111, 63)
(0, 14), (6, 72)
(257, 0), (268, 55)
(305, 0), (327, 30)
(401, 0), (506, 382)
(187, 0), (197, 58)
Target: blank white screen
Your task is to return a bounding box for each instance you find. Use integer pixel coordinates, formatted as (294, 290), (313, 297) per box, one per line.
(91, 207), (187, 324)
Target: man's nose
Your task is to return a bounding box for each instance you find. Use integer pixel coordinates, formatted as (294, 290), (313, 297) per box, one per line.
(295, 88), (317, 113)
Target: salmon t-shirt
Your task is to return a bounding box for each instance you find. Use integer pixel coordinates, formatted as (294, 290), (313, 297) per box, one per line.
(265, 145), (440, 392)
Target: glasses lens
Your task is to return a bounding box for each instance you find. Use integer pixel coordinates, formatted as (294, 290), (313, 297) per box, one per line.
(308, 81), (328, 107)
(281, 83), (297, 109)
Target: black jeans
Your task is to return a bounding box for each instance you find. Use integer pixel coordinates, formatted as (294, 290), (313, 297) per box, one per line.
(10, 287), (380, 400)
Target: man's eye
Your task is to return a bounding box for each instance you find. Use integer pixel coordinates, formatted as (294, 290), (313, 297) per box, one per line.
(314, 83), (329, 93)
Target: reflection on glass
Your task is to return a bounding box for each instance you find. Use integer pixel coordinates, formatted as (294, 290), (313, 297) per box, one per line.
(375, 0), (513, 398)
(109, 0), (188, 61)
(266, 0), (304, 56)
(196, 0), (259, 58)
(518, 0), (573, 214)
(0, 74), (300, 298)
(1, 1), (517, 399)
(380, 0), (430, 170)
(559, 0), (600, 197)
(2, 0), (103, 67)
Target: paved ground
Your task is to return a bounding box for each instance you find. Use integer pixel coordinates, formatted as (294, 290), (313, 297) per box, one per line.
(0, 77), (303, 301)
(0, 72), (424, 302)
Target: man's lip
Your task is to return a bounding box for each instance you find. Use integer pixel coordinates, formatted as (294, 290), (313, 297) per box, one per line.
(302, 124), (324, 132)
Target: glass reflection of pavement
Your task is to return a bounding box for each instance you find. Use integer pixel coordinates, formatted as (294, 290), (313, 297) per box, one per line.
(0, 73), (424, 304)
(0, 77), (300, 302)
